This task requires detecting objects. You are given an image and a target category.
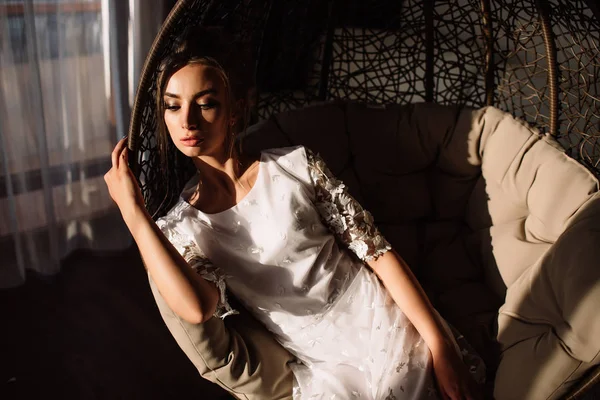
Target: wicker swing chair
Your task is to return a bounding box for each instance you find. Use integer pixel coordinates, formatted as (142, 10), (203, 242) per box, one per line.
(128, 0), (600, 399)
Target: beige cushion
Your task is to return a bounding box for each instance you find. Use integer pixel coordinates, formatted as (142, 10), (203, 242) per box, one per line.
(342, 103), (503, 336)
(495, 193), (600, 399)
(469, 107), (598, 289)
(148, 273), (294, 400)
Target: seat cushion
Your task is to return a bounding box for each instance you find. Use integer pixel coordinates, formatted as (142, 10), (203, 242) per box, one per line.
(495, 194), (600, 399)
(465, 107), (599, 296)
(148, 273), (295, 400)
(240, 102), (600, 399)
(241, 102), (500, 356)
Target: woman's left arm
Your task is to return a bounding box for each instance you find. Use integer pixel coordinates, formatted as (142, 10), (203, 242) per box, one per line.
(305, 147), (480, 400)
(369, 252), (481, 400)
(305, 147), (448, 347)
(367, 250), (451, 355)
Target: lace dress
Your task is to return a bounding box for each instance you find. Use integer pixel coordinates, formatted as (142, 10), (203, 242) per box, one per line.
(156, 146), (484, 400)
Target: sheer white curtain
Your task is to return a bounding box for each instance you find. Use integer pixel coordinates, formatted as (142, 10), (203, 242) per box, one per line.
(0, 0), (165, 288)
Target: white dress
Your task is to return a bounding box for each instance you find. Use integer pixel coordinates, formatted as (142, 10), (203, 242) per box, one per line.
(157, 146), (484, 400)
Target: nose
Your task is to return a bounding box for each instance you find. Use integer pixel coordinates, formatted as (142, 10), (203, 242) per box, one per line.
(181, 103), (201, 131)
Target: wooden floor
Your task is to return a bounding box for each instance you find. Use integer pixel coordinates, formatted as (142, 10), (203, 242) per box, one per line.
(0, 245), (232, 400)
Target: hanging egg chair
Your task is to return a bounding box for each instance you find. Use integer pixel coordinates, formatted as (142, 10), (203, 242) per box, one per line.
(128, 0), (600, 399)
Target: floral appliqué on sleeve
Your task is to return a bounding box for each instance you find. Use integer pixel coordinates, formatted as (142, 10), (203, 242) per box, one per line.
(305, 148), (392, 262)
(156, 217), (238, 319)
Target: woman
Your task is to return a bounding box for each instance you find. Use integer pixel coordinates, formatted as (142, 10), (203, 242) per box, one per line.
(104, 27), (483, 400)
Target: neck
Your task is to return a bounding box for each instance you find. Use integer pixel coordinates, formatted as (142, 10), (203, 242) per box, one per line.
(192, 148), (243, 187)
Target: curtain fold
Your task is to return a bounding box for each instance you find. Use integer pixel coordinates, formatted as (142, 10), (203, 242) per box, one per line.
(0, 0), (164, 288)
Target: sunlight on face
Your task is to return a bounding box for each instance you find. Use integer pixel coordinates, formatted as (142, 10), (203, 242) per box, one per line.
(163, 63), (230, 158)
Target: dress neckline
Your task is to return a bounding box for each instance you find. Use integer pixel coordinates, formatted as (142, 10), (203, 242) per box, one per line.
(179, 151), (264, 217)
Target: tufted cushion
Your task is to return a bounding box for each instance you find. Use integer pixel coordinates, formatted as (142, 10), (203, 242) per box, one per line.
(242, 103), (498, 342)
(494, 192), (600, 399)
(464, 107), (598, 293)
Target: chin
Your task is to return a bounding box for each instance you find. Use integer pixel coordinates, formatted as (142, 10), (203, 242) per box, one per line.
(174, 140), (225, 158)
(175, 145), (204, 157)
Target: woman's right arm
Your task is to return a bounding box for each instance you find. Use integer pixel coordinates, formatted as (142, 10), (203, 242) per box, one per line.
(104, 137), (218, 324)
(125, 206), (219, 324)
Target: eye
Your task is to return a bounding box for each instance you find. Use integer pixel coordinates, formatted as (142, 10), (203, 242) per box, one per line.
(164, 103), (180, 111)
(199, 100), (219, 110)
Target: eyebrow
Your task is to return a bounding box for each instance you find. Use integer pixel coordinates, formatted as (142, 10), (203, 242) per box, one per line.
(164, 88), (217, 99)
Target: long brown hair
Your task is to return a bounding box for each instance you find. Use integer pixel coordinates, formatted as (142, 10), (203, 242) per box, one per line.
(152, 26), (255, 217)
(156, 27), (254, 180)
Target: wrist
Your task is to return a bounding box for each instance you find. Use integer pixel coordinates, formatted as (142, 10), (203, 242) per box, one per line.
(429, 335), (455, 358)
(121, 203), (150, 234)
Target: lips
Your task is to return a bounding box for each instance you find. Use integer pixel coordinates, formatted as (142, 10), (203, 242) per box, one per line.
(180, 137), (204, 147)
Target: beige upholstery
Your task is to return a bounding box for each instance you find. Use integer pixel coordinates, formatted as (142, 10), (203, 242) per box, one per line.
(148, 273), (295, 399)
(150, 102), (600, 399)
(495, 192), (600, 399)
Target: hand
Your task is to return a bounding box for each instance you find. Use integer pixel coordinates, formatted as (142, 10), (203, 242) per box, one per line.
(431, 342), (482, 400)
(104, 137), (145, 219)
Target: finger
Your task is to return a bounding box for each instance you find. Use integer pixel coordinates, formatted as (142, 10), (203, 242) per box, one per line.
(111, 137), (128, 169)
(111, 138), (124, 168)
(118, 145), (128, 170)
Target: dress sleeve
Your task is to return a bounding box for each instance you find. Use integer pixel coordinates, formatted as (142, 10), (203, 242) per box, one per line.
(156, 216), (238, 319)
(305, 147), (392, 262)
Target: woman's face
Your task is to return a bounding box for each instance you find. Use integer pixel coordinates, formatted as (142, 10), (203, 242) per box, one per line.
(163, 63), (230, 158)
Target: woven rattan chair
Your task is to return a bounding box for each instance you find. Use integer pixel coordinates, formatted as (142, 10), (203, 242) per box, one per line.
(128, 1), (600, 398)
